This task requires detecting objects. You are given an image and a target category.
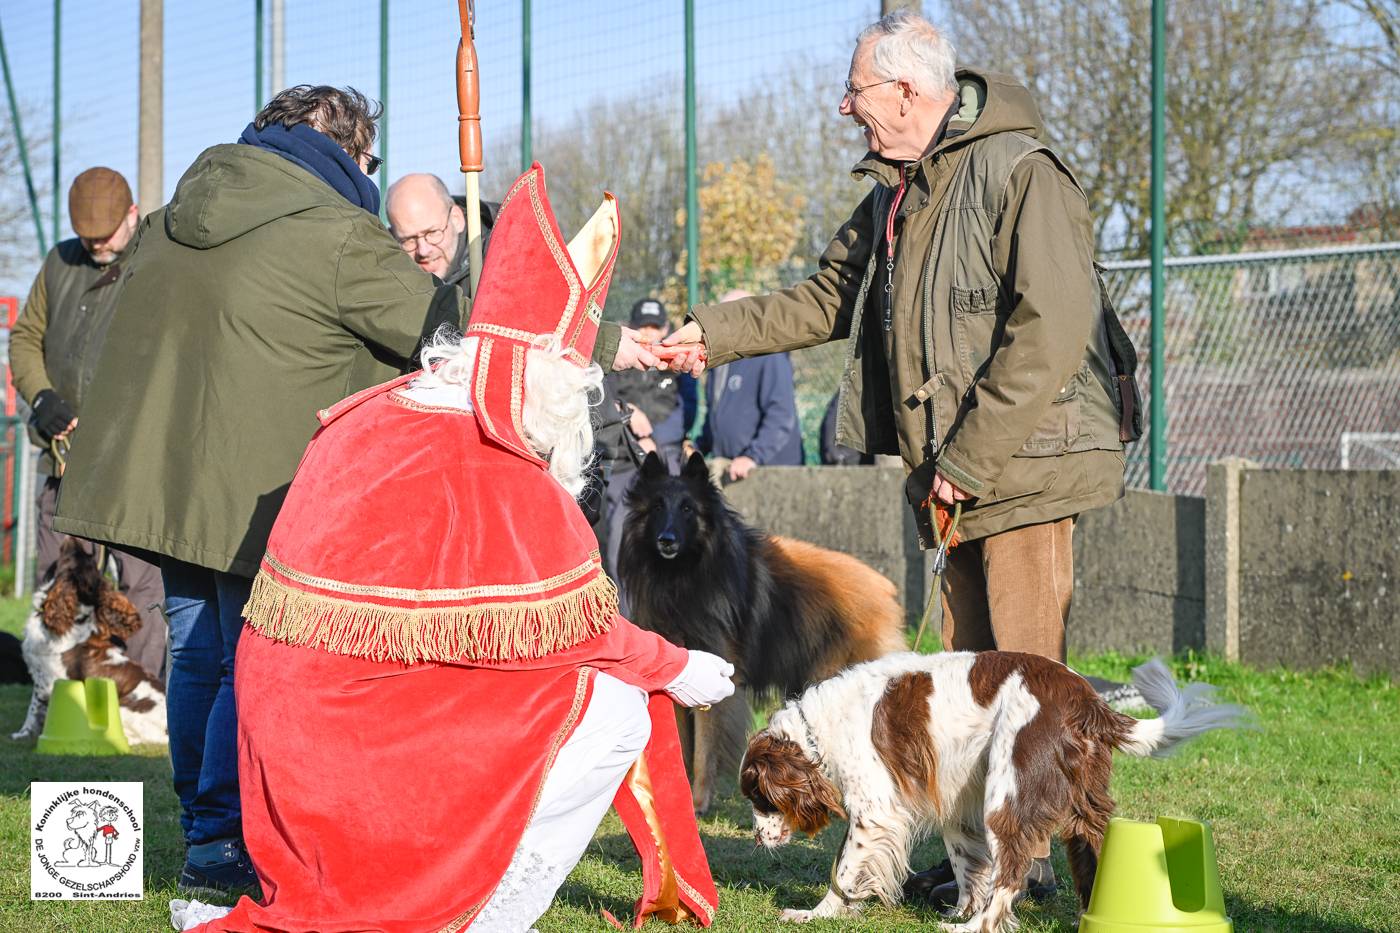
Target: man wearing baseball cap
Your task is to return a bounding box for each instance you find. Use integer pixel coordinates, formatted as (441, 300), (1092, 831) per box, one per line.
(595, 297), (692, 606)
(9, 166), (167, 678)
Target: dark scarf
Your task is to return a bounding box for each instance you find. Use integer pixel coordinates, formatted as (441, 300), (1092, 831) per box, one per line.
(239, 122), (380, 215)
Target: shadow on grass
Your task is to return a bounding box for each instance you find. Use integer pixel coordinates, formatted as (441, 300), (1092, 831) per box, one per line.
(1223, 899), (1380, 933)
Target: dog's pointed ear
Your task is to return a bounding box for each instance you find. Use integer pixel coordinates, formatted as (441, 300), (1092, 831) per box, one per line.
(682, 450), (709, 481)
(641, 451), (669, 480)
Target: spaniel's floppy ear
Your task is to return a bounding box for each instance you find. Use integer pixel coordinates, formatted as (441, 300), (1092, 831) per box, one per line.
(40, 580), (81, 637)
(96, 590), (143, 641)
(740, 732), (846, 835)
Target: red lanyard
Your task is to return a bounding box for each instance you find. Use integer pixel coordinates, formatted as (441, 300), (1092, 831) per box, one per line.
(883, 167), (907, 332)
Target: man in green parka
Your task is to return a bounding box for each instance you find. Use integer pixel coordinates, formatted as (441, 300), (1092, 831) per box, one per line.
(52, 85), (656, 895)
(664, 11), (1134, 905)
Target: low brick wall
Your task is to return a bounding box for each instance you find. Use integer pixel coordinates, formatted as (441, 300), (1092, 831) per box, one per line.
(1070, 491), (1207, 656)
(1225, 466), (1399, 677)
(714, 462), (1400, 676)
(719, 466), (925, 626)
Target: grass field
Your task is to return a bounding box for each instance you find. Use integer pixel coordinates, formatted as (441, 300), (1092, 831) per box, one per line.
(0, 595), (1396, 932)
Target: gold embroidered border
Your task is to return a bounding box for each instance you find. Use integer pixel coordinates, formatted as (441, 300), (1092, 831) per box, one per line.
(496, 169), (530, 214)
(387, 389), (474, 417)
(676, 871), (717, 923)
(473, 337), (499, 439)
(510, 344), (527, 444)
(434, 667), (593, 933)
(516, 175), (582, 344)
(262, 550), (604, 603)
(466, 322), (545, 344)
(244, 571), (617, 664)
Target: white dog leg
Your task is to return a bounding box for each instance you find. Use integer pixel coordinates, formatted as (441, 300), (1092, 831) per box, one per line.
(779, 889), (862, 922)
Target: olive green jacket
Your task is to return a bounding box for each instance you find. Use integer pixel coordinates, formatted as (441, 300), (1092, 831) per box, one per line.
(691, 69), (1125, 543)
(52, 143), (621, 576)
(10, 239), (131, 474)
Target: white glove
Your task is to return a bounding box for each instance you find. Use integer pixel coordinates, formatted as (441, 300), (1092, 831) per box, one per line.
(171, 898), (232, 931)
(665, 650), (736, 708)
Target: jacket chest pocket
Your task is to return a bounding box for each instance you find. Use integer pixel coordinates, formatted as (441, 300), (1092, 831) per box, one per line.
(951, 281), (1002, 384)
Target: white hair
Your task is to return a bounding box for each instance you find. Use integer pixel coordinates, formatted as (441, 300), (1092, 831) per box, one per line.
(857, 10), (957, 98)
(416, 329), (603, 497)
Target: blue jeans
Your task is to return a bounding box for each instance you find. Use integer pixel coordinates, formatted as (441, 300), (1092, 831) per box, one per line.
(162, 559), (252, 846)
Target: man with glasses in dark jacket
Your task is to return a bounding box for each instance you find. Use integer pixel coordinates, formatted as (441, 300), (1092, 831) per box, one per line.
(385, 172), (495, 288)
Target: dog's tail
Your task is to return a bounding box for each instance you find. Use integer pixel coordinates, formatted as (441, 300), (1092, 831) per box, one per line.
(1112, 659), (1245, 758)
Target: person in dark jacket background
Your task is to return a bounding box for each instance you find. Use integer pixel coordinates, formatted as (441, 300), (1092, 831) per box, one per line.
(596, 298), (687, 607)
(8, 167), (167, 678)
(819, 391), (873, 466)
(697, 289), (804, 483)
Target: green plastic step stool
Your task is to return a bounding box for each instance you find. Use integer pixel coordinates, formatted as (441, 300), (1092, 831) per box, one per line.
(36, 678), (131, 756)
(1079, 816), (1232, 933)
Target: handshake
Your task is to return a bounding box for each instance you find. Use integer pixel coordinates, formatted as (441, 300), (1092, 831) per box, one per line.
(617, 322), (708, 376)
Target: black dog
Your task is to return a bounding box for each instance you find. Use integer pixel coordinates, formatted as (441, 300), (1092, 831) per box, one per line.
(619, 451), (903, 812)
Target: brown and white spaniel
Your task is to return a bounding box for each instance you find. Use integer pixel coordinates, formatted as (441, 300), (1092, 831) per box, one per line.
(740, 651), (1242, 931)
(11, 539), (166, 745)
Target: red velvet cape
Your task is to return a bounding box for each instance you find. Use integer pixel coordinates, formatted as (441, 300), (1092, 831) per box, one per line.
(199, 377), (717, 931)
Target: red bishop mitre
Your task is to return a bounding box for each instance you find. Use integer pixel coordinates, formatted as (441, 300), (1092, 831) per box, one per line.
(466, 162), (620, 463)
(241, 164), (624, 665)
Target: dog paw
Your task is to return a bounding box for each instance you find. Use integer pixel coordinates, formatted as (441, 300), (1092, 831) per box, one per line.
(779, 908), (815, 923)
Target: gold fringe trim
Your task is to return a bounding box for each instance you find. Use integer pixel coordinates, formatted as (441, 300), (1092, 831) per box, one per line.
(243, 570), (617, 665)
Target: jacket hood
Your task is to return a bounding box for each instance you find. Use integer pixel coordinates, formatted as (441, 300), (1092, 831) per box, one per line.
(854, 67), (1045, 186)
(166, 144), (347, 249)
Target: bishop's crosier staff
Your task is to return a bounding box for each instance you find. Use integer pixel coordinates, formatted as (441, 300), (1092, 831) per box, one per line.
(456, 0), (483, 299)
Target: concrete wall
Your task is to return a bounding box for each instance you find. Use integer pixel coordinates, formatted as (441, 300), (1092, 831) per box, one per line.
(1070, 491), (1206, 656)
(720, 466), (925, 626)
(715, 463), (1400, 675)
(1221, 465), (1399, 677)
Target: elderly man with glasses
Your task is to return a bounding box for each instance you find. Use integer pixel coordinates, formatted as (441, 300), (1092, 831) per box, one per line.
(386, 172), (496, 287)
(662, 10), (1143, 912)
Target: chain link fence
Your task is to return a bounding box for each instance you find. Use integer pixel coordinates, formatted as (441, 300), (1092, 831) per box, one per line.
(788, 244), (1400, 488)
(2, 1), (1397, 486)
(1105, 242), (1400, 494)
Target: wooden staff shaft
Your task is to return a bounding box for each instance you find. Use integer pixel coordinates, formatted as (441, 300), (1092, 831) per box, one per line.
(456, 2), (483, 299)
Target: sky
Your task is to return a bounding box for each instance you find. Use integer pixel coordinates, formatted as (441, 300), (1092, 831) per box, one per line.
(0, 0), (872, 251)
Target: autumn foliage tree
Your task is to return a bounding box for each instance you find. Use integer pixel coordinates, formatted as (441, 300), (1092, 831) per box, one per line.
(662, 154), (807, 311)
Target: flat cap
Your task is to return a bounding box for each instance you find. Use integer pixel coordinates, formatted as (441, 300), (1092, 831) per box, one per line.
(69, 167), (133, 239)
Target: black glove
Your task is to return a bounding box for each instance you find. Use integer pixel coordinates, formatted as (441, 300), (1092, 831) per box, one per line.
(32, 389), (76, 441)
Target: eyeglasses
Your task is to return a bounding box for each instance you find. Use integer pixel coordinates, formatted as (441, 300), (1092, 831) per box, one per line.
(844, 77), (897, 98)
(364, 154), (383, 176)
(393, 208), (454, 250)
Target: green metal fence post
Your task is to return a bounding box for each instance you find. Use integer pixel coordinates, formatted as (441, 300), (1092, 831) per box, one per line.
(521, 0), (531, 171)
(1149, 0), (1167, 490)
(684, 0), (698, 309)
(254, 0), (263, 111)
(52, 0), (60, 245)
(379, 0), (388, 221)
(0, 13), (49, 258)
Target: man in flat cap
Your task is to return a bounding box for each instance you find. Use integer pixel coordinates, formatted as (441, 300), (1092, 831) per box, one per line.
(9, 166), (167, 679)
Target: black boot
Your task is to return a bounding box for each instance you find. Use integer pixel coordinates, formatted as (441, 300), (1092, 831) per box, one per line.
(1019, 856), (1058, 904)
(902, 857), (957, 900)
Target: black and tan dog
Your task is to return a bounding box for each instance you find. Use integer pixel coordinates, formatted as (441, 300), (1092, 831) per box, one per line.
(620, 451), (904, 813)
